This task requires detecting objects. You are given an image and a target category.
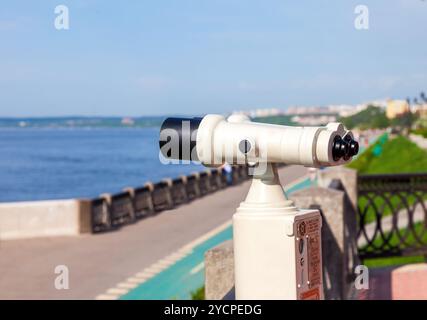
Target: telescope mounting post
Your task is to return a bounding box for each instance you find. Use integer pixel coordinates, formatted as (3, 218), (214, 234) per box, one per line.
(233, 162), (324, 300)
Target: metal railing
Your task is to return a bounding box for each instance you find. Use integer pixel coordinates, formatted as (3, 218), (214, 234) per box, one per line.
(90, 165), (249, 232)
(357, 172), (427, 259)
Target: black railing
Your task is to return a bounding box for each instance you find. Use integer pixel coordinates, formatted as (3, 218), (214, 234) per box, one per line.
(357, 172), (427, 259)
(90, 165), (249, 232)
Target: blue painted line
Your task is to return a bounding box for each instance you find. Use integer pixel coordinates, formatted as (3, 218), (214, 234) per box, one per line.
(121, 225), (232, 300)
(121, 177), (312, 300)
(286, 177), (315, 194)
(353, 133), (385, 159)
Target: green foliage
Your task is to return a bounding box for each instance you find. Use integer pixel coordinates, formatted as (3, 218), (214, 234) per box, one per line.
(253, 115), (295, 126)
(339, 105), (389, 130)
(190, 286), (205, 300)
(412, 127), (427, 138)
(348, 135), (427, 174)
(391, 112), (416, 130)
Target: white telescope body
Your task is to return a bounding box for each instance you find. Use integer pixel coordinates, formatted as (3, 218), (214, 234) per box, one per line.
(159, 114), (358, 300)
(159, 114), (358, 167)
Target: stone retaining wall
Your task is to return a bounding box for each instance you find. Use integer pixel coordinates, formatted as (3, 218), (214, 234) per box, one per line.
(0, 165), (249, 239)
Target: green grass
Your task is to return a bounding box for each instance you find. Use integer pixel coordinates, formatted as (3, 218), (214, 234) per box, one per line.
(191, 286), (205, 300)
(350, 135), (427, 267)
(364, 255), (425, 268)
(349, 135), (427, 224)
(358, 191), (426, 224)
(412, 127), (427, 138)
(348, 135), (427, 174)
(362, 222), (427, 268)
(363, 222), (427, 252)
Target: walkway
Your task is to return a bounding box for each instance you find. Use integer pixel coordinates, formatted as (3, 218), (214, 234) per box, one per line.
(0, 165), (308, 299)
(357, 263), (427, 300)
(410, 133), (427, 149)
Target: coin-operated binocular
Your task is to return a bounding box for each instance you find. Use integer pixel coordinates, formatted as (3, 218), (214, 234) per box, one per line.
(159, 114), (358, 300)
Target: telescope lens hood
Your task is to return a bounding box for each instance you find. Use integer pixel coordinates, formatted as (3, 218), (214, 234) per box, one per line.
(159, 117), (203, 161)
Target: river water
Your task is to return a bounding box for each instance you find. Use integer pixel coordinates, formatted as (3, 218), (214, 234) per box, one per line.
(0, 127), (201, 202)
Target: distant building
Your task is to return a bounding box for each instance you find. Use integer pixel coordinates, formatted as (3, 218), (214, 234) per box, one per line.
(386, 100), (410, 119)
(253, 108), (282, 117)
(231, 108), (283, 118)
(121, 117), (135, 126)
(291, 115), (337, 126)
(412, 103), (427, 119)
(285, 106), (332, 115)
(231, 98), (389, 120)
(326, 104), (355, 117)
(368, 99), (388, 109)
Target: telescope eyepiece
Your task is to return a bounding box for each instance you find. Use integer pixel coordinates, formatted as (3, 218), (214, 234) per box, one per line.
(348, 139), (359, 157)
(332, 135), (359, 161)
(332, 136), (346, 161)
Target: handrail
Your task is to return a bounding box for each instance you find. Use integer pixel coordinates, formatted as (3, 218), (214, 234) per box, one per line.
(90, 165), (250, 232)
(357, 172), (427, 259)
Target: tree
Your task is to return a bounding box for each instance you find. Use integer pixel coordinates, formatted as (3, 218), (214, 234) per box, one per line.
(391, 111), (416, 135)
(421, 91), (427, 103)
(339, 105), (389, 130)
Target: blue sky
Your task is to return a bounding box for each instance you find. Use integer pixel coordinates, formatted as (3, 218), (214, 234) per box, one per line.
(0, 0), (426, 117)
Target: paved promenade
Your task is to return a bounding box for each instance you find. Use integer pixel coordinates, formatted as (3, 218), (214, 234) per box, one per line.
(357, 263), (427, 300)
(410, 133), (427, 149)
(0, 165), (307, 299)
